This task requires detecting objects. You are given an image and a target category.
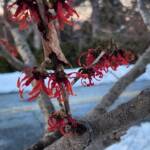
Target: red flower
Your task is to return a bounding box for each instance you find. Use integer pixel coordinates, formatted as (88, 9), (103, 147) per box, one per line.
(48, 111), (78, 136)
(75, 49), (103, 86)
(8, 0), (41, 30)
(75, 48), (136, 86)
(48, 72), (75, 102)
(94, 49), (135, 73)
(55, 0), (79, 29)
(17, 67), (50, 101)
(8, 0), (79, 30)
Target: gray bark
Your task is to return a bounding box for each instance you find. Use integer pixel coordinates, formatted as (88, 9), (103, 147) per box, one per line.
(1, 21), (54, 132)
(9, 28), (37, 66)
(4, 21), (37, 66)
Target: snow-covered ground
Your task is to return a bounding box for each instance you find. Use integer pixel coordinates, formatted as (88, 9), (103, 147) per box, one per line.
(106, 122), (150, 150)
(0, 65), (150, 93)
(0, 65), (150, 150)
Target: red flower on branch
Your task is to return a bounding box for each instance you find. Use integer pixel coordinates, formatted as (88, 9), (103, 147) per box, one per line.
(75, 49), (103, 86)
(17, 67), (50, 101)
(8, 0), (41, 30)
(48, 111), (78, 136)
(55, 0), (79, 29)
(96, 49), (135, 72)
(48, 72), (75, 102)
(74, 48), (136, 87)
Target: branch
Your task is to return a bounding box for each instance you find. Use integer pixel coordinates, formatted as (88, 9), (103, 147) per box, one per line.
(4, 21), (37, 66)
(92, 45), (150, 112)
(0, 47), (24, 70)
(26, 132), (62, 150)
(44, 88), (150, 150)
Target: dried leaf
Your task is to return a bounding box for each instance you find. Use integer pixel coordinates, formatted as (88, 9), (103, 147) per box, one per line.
(42, 23), (69, 65)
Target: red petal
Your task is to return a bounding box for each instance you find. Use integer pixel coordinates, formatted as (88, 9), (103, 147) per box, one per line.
(25, 77), (34, 86)
(29, 81), (41, 96)
(28, 91), (40, 101)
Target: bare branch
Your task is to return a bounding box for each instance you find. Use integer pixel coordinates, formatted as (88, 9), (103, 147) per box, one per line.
(90, 51), (105, 67)
(4, 21), (37, 66)
(26, 132), (62, 150)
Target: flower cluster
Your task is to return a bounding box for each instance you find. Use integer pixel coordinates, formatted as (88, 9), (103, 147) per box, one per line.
(48, 111), (78, 136)
(95, 49), (135, 72)
(16, 48), (135, 136)
(73, 48), (135, 86)
(48, 71), (75, 102)
(17, 67), (50, 101)
(8, 0), (78, 31)
(17, 67), (74, 101)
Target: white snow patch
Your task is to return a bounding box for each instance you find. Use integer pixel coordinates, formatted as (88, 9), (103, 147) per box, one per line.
(0, 65), (150, 93)
(105, 122), (150, 150)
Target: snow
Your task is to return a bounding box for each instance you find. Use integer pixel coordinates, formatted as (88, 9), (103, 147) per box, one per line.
(0, 65), (150, 93)
(106, 122), (150, 150)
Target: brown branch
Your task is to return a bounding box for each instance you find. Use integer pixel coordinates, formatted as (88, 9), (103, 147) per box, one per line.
(26, 132), (62, 150)
(38, 91), (55, 132)
(41, 23), (69, 66)
(44, 88), (150, 150)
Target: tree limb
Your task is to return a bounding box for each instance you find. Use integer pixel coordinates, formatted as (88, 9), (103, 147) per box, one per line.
(137, 0), (150, 31)
(26, 132), (62, 150)
(45, 88), (150, 150)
